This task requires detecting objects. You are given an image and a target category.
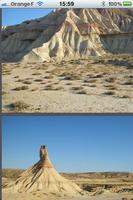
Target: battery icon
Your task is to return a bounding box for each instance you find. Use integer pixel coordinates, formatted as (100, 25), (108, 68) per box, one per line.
(123, 1), (132, 6)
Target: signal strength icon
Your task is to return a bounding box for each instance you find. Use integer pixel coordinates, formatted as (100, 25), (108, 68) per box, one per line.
(37, 1), (44, 6)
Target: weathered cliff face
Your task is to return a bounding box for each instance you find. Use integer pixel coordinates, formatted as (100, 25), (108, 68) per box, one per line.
(1, 9), (133, 62)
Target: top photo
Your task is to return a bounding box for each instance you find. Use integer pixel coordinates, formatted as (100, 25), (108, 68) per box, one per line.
(2, 8), (133, 113)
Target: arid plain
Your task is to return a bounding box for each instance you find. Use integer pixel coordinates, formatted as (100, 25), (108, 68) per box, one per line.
(3, 169), (133, 200)
(2, 55), (133, 113)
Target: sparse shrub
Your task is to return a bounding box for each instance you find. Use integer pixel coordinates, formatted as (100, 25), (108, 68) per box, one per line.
(44, 85), (53, 90)
(123, 81), (133, 85)
(105, 77), (116, 83)
(70, 86), (87, 94)
(103, 91), (115, 96)
(124, 75), (133, 79)
(71, 86), (83, 91)
(13, 86), (29, 91)
(82, 83), (88, 87)
(63, 75), (79, 80)
(53, 82), (60, 85)
(104, 84), (114, 88)
(7, 101), (30, 112)
(45, 71), (51, 73)
(65, 82), (72, 85)
(108, 86), (117, 90)
(30, 88), (38, 92)
(83, 79), (96, 83)
(119, 95), (130, 99)
(58, 72), (80, 81)
(16, 79), (23, 82)
(89, 84), (96, 87)
(90, 74), (103, 78)
(3, 72), (11, 75)
(75, 90), (87, 94)
(22, 81), (32, 84)
(34, 79), (43, 82)
(44, 75), (53, 79)
(53, 86), (64, 90)
(32, 72), (41, 75)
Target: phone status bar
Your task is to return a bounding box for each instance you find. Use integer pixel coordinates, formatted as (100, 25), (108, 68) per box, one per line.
(0, 0), (133, 8)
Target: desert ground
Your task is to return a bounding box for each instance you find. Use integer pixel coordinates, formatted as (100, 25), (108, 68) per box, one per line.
(2, 169), (133, 200)
(2, 54), (133, 113)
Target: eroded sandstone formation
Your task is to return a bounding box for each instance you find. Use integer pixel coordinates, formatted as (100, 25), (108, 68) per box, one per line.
(1, 9), (133, 62)
(3, 145), (83, 196)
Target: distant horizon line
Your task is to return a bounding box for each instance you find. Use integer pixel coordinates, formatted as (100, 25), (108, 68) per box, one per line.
(2, 168), (133, 173)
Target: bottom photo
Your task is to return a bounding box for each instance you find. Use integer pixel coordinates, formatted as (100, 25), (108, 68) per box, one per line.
(2, 116), (133, 200)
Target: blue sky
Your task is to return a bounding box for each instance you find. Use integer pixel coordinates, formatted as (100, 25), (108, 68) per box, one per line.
(2, 116), (133, 172)
(2, 9), (52, 26)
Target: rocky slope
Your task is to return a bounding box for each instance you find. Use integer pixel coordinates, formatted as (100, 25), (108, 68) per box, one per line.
(1, 9), (133, 62)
